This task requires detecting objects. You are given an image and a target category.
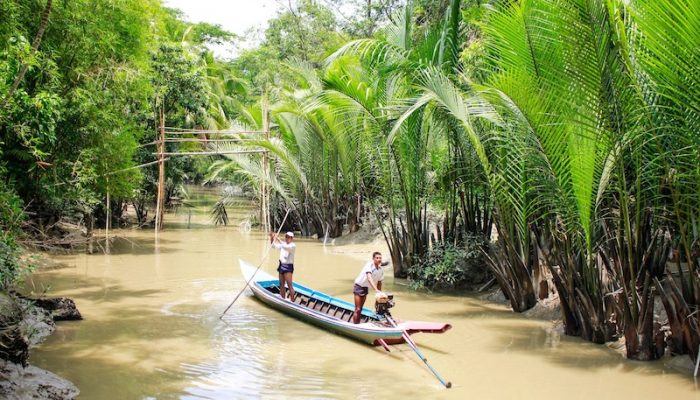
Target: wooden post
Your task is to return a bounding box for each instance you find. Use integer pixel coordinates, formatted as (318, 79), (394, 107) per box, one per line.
(261, 96), (270, 233)
(86, 212), (94, 254)
(105, 186), (110, 253)
(155, 106), (165, 232)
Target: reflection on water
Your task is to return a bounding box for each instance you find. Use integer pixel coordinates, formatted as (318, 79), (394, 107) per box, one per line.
(27, 187), (700, 399)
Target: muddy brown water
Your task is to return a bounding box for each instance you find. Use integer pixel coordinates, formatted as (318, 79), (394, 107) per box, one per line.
(26, 188), (700, 399)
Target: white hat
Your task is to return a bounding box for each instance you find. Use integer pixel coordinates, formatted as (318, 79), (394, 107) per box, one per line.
(285, 231), (294, 237)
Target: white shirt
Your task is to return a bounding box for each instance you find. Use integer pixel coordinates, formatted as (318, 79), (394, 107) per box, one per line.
(273, 241), (296, 264)
(354, 261), (384, 288)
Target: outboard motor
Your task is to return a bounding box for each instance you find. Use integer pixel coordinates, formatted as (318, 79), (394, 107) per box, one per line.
(374, 292), (395, 316)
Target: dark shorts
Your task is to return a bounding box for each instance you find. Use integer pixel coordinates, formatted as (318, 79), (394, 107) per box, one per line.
(353, 283), (368, 297)
(277, 262), (294, 274)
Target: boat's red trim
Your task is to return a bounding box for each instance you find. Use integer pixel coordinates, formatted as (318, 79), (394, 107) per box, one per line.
(401, 321), (452, 334)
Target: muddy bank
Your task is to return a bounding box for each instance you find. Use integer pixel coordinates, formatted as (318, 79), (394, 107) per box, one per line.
(325, 223), (390, 262)
(480, 287), (698, 375)
(0, 292), (80, 399)
(0, 360), (79, 400)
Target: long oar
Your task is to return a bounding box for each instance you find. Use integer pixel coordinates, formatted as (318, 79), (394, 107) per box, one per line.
(219, 208), (292, 319)
(387, 315), (452, 388)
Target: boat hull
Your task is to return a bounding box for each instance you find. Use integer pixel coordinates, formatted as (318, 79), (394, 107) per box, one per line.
(251, 283), (404, 344)
(239, 259), (450, 346)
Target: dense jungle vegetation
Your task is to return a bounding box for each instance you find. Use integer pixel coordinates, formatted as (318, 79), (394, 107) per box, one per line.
(1, 0), (698, 363)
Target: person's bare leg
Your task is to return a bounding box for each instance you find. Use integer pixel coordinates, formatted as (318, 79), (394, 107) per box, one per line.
(353, 294), (366, 324)
(284, 272), (295, 300)
(279, 272), (286, 299)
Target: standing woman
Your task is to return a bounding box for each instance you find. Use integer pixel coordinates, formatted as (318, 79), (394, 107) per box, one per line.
(271, 231), (296, 301)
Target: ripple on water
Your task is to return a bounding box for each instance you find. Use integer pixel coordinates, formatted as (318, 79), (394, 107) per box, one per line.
(179, 305), (340, 399)
(160, 278), (248, 318)
(179, 308), (269, 398)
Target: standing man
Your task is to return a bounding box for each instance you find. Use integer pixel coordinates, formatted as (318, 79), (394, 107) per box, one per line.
(271, 231), (296, 301)
(352, 251), (385, 324)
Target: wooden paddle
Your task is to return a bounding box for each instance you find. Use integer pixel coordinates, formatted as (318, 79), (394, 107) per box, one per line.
(386, 315), (452, 388)
(219, 208), (292, 319)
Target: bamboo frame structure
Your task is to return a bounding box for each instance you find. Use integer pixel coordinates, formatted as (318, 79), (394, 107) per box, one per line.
(152, 101), (272, 234)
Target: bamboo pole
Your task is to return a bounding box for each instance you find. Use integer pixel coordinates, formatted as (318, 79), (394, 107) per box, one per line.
(164, 127), (265, 134)
(155, 106), (165, 232)
(161, 138), (260, 143)
(152, 150), (266, 156)
(52, 158), (169, 187)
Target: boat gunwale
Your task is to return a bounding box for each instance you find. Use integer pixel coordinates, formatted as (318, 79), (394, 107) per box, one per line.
(256, 279), (378, 319)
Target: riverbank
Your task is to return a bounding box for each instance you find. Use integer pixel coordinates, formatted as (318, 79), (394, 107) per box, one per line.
(326, 224), (390, 263)
(0, 291), (81, 399)
(329, 223), (699, 376)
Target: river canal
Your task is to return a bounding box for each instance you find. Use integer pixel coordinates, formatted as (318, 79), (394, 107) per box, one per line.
(28, 187), (699, 399)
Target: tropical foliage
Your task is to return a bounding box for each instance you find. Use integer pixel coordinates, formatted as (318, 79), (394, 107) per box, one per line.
(2, 0), (698, 365)
(0, 0), (240, 284)
(219, 0), (699, 363)
(408, 235), (490, 291)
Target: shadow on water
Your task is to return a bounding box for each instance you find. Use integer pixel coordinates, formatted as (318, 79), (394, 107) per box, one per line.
(30, 277), (277, 397)
(25, 273), (163, 302)
(37, 235), (183, 258)
(104, 235), (180, 256)
(429, 300), (518, 320)
(32, 313), (208, 395)
(482, 320), (696, 380)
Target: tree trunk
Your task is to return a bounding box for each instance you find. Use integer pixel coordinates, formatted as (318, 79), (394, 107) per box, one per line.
(1, 0), (53, 109)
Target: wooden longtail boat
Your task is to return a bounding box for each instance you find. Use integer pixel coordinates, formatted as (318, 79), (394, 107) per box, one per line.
(239, 259), (451, 347)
